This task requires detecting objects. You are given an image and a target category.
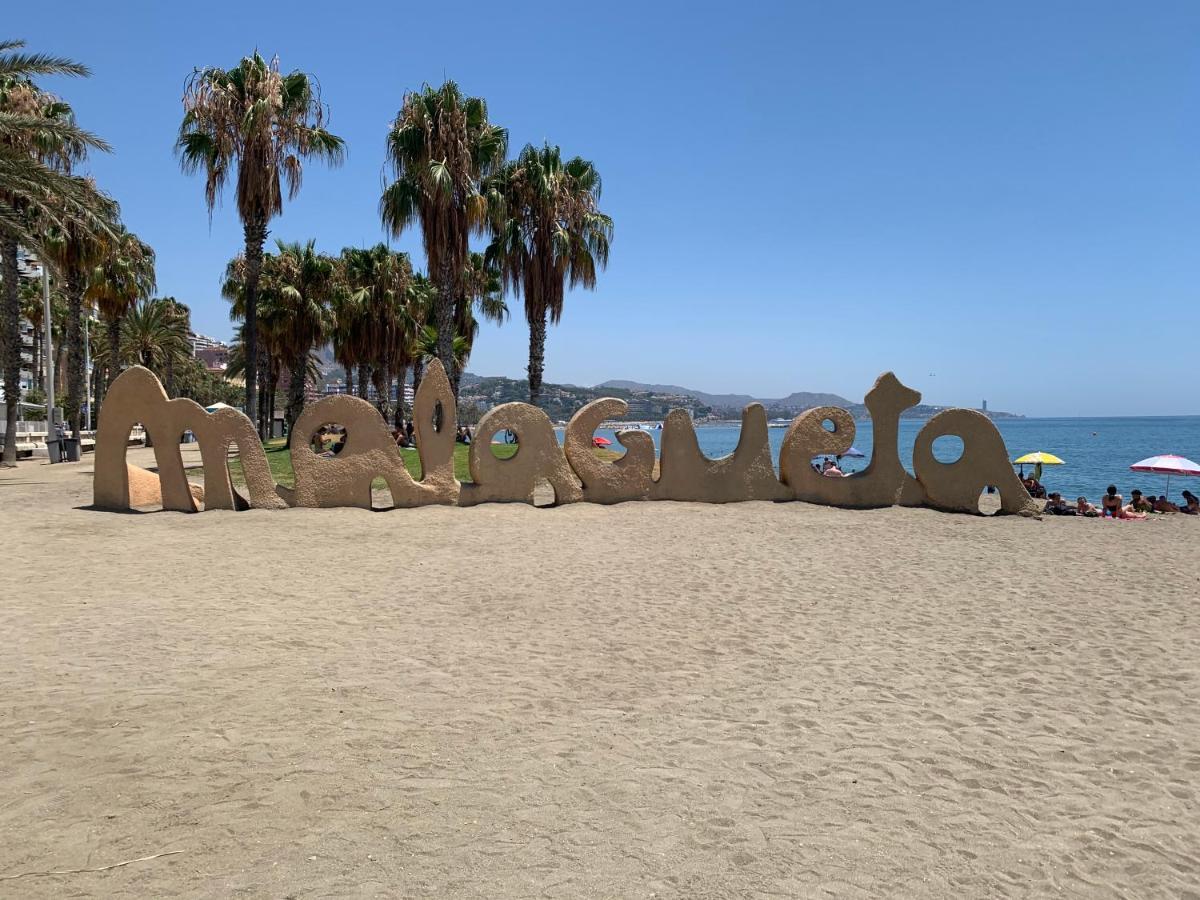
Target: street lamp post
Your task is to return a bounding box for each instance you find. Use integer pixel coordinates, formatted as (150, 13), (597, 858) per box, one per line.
(41, 262), (57, 461)
(84, 313), (91, 432)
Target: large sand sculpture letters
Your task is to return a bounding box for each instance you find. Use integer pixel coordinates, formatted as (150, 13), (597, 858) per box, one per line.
(286, 362), (459, 509)
(912, 409), (1039, 516)
(95, 366), (286, 512)
(94, 366), (1037, 516)
(460, 402), (582, 506)
(779, 373), (925, 508)
(564, 398), (655, 504)
(655, 404), (790, 503)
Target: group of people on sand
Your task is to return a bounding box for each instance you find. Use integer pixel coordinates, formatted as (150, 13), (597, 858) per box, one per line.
(1043, 485), (1199, 518)
(314, 421), (475, 454)
(312, 425), (347, 456)
(392, 420), (416, 448)
(812, 456), (850, 477)
(1021, 474), (1047, 499)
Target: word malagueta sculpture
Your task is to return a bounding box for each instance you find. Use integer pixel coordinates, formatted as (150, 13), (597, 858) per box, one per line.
(93, 363), (1038, 517)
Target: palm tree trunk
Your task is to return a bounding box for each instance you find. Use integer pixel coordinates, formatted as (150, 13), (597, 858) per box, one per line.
(436, 258), (457, 389)
(356, 364), (368, 401)
(412, 357), (424, 404)
(371, 366), (389, 419)
(271, 360), (280, 435)
(527, 307), (547, 409)
(256, 351), (271, 438)
(243, 215), (268, 438)
(344, 364), (354, 396)
(1, 236), (21, 465)
(284, 354), (307, 448)
(165, 355), (175, 398)
(270, 361), (279, 438)
(65, 271), (85, 439)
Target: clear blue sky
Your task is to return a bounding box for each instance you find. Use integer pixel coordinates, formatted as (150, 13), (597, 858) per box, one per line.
(16, 1), (1200, 416)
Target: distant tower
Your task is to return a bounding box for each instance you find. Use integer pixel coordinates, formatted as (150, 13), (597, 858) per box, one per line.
(982, 399), (988, 412)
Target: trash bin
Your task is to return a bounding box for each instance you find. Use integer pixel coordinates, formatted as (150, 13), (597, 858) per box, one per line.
(45, 438), (61, 463)
(63, 437), (81, 462)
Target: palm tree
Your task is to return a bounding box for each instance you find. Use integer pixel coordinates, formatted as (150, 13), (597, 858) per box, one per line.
(329, 271), (368, 397)
(42, 203), (114, 435)
(118, 297), (189, 447)
(380, 81), (506, 389)
(157, 296), (191, 396)
(86, 224), (155, 396)
(264, 240), (334, 440)
(486, 143), (611, 408)
(0, 39), (110, 462)
(339, 243), (414, 422)
(405, 272), (436, 400)
(178, 51), (344, 437)
(453, 251), (507, 396)
(0, 40), (110, 250)
(222, 249), (280, 435)
(413, 323), (469, 389)
(121, 297), (191, 373)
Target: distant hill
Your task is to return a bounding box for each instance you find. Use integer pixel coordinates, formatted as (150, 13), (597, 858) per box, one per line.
(458, 374), (713, 422)
(321, 364), (1021, 421)
(601, 380), (854, 414)
(599, 380), (760, 410)
(597, 378), (1021, 420)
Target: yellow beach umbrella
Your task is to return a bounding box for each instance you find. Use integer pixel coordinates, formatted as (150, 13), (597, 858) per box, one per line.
(1013, 451), (1065, 466)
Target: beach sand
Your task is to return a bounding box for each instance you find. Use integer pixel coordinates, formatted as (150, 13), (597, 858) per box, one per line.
(1, 450), (1198, 897)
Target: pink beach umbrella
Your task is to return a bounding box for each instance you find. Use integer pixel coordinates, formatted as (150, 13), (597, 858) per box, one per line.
(1129, 454), (1200, 499)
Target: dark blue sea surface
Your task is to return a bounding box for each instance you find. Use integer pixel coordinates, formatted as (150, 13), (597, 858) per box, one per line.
(559, 416), (1200, 504)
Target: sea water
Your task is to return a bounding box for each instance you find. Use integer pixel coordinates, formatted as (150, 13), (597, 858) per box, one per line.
(561, 417), (1200, 504)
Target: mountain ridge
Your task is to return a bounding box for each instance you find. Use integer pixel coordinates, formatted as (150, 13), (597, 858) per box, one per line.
(346, 369), (1021, 420)
(599, 380), (853, 413)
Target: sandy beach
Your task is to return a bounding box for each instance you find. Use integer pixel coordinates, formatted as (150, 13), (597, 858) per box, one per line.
(2, 451), (1198, 898)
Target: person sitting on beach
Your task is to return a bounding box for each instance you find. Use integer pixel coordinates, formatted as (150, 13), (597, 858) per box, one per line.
(1044, 492), (1075, 515)
(823, 462), (845, 477)
(1076, 496), (1099, 517)
(1101, 485), (1123, 517)
(1129, 490), (1153, 513)
(1181, 490), (1199, 515)
(312, 426), (329, 454)
(1154, 495), (1181, 513)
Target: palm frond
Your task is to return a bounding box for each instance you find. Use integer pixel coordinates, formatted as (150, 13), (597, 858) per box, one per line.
(0, 50), (90, 79)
